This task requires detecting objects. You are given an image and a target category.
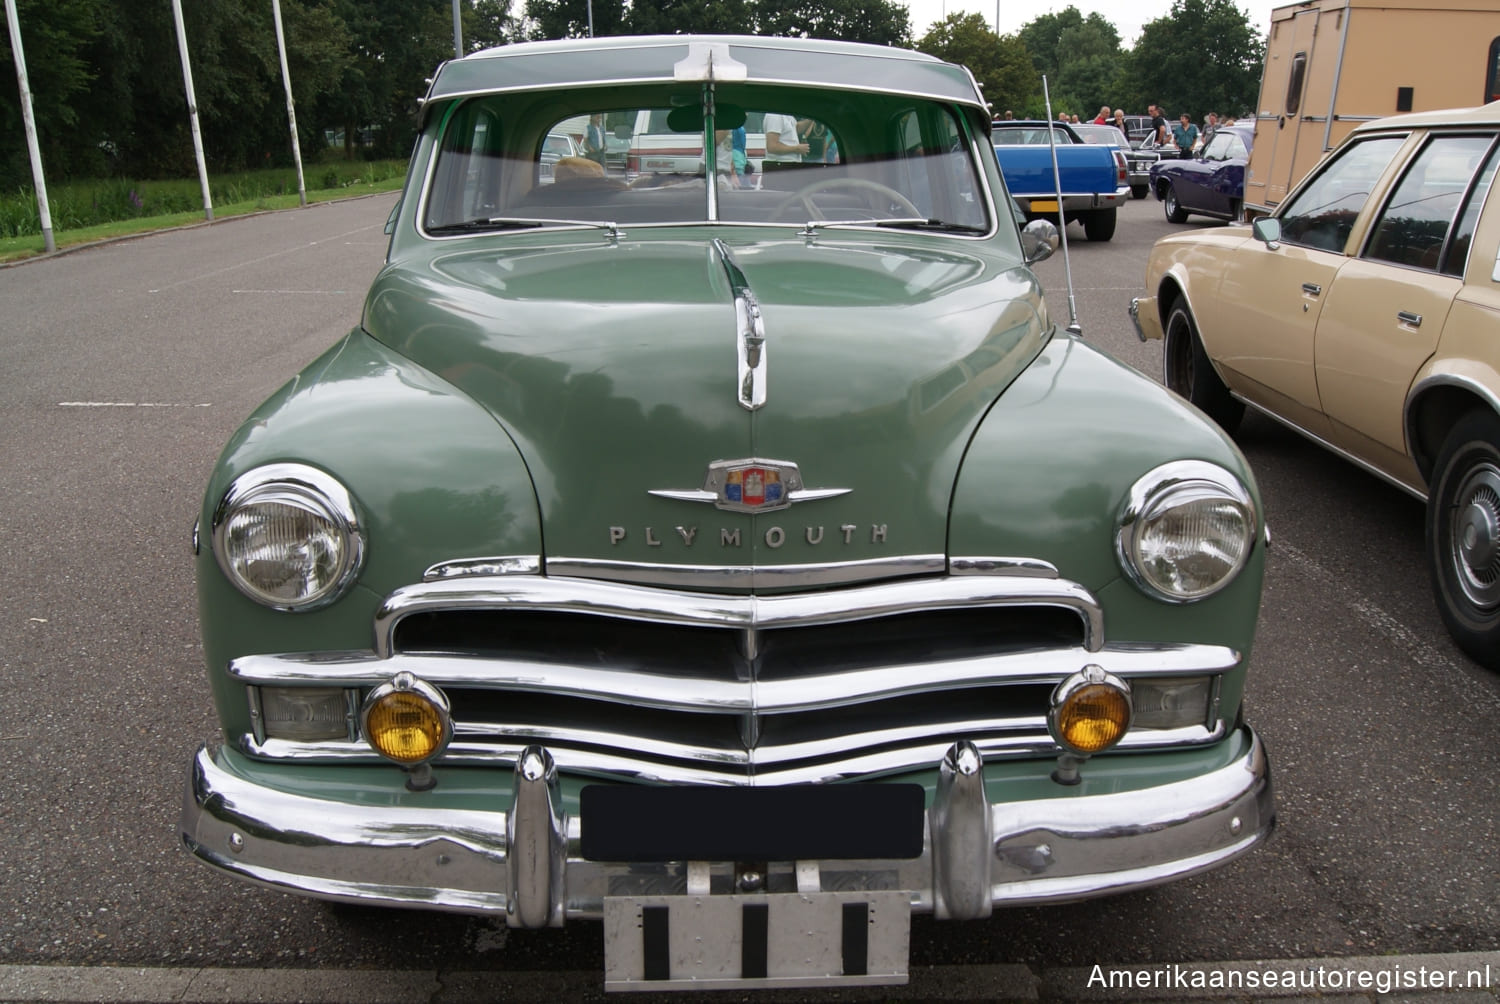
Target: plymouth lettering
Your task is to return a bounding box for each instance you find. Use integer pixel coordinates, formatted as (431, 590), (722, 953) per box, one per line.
(608, 525), (891, 547)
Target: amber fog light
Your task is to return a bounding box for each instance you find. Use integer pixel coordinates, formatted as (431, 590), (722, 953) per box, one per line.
(360, 673), (452, 765)
(1049, 665), (1132, 755)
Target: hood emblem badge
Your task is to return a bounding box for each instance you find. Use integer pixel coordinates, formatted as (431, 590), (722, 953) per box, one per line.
(649, 458), (850, 514)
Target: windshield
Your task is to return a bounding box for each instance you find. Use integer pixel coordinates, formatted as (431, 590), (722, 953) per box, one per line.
(421, 85), (991, 233)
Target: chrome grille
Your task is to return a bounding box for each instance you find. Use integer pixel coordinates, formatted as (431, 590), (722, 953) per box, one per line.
(231, 567), (1240, 782)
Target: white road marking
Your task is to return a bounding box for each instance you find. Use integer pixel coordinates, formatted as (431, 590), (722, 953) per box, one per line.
(58, 402), (212, 408)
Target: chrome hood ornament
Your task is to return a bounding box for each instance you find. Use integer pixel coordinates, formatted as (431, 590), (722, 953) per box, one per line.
(650, 458), (850, 514)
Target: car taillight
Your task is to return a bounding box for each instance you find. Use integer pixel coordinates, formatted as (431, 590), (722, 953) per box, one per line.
(1114, 151), (1128, 185)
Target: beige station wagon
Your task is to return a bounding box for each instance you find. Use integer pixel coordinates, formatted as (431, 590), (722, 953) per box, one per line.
(1131, 101), (1500, 669)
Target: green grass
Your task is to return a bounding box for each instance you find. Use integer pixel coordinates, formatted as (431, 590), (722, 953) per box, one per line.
(0, 160), (407, 263)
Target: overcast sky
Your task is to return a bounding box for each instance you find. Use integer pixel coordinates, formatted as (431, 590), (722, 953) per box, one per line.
(900, 0), (1282, 45)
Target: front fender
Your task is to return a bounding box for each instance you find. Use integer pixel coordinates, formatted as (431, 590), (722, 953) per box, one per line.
(948, 334), (1264, 657)
(196, 329), (542, 735)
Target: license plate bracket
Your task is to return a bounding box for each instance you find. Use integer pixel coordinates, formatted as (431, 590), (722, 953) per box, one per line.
(603, 890), (910, 991)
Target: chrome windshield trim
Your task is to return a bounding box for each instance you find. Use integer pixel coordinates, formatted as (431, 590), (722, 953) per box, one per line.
(228, 642), (1238, 709)
(371, 571), (1109, 658)
(544, 554), (937, 589)
(713, 238), (767, 411)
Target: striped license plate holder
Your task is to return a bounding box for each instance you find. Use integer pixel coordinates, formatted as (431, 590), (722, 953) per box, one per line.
(603, 891), (910, 991)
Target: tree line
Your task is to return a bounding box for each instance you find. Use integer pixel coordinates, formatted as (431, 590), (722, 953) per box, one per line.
(0, 0), (1262, 191)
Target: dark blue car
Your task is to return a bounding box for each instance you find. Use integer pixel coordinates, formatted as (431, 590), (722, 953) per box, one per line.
(1148, 123), (1254, 223)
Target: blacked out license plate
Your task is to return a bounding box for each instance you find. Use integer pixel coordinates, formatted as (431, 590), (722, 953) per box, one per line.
(579, 783), (925, 862)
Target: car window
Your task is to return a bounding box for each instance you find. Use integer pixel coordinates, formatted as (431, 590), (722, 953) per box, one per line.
(1278, 136), (1406, 252)
(1365, 134), (1497, 271)
(1441, 137), (1499, 276)
(994, 127), (1073, 145)
(1073, 126), (1119, 146)
(421, 89), (991, 233)
(1205, 132), (1247, 161)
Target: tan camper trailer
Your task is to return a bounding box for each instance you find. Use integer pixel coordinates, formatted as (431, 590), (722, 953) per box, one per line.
(1244, 0), (1500, 214)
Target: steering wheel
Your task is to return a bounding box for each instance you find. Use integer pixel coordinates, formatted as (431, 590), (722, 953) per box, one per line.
(772, 177), (922, 221)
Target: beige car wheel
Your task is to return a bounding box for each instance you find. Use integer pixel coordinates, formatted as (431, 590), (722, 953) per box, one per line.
(1163, 299), (1243, 434)
(1428, 410), (1500, 670)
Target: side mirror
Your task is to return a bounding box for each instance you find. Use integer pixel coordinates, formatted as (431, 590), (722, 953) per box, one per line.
(1252, 217), (1281, 249)
(1021, 219), (1060, 265)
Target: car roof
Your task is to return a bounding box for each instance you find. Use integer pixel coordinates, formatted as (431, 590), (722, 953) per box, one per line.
(424, 35), (986, 111)
(1350, 99), (1500, 135)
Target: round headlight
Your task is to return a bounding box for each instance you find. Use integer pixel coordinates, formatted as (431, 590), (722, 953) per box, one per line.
(1049, 665), (1132, 754)
(211, 464), (363, 611)
(361, 673), (452, 765)
(1117, 460), (1257, 602)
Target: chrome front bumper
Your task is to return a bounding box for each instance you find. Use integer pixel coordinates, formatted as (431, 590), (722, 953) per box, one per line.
(182, 728), (1273, 924)
(1130, 295), (1163, 342)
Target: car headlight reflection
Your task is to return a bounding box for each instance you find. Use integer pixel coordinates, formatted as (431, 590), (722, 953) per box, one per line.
(211, 464), (363, 611)
(1117, 461), (1256, 602)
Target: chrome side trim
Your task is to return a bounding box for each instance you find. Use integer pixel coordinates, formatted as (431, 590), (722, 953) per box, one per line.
(181, 728), (1273, 917)
(424, 555), (541, 581)
(1236, 396), (1427, 501)
(714, 238), (767, 411)
(371, 572), (1110, 658)
(544, 554), (943, 589)
(948, 556), (1058, 577)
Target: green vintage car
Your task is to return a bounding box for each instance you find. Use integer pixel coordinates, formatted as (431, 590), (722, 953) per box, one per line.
(182, 35), (1274, 991)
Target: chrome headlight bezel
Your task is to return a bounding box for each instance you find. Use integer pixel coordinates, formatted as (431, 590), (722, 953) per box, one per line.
(210, 463), (364, 612)
(1116, 460), (1257, 603)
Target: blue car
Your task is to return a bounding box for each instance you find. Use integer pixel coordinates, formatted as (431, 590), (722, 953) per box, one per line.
(1148, 123), (1254, 223)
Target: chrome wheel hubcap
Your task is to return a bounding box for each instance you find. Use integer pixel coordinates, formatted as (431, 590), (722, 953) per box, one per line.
(1453, 463), (1500, 609)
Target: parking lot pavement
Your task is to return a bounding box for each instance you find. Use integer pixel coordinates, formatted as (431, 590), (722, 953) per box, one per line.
(3, 951), (1497, 1003)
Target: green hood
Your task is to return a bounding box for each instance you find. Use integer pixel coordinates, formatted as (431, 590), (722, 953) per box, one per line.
(364, 231), (1049, 578)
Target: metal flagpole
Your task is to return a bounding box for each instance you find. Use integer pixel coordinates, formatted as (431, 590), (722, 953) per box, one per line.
(5, 0), (55, 252)
(170, 0), (214, 221)
(270, 0), (306, 207)
(452, 0), (462, 57)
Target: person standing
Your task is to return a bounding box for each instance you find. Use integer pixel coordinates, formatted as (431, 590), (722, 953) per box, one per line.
(1172, 113), (1199, 158)
(582, 113), (607, 166)
(1199, 111), (1220, 148)
(761, 112), (808, 162)
(1112, 108), (1129, 144)
(1093, 105), (1110, 124)
(1149, 104), (1170, 148)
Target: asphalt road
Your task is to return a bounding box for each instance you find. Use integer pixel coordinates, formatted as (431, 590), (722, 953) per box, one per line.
(1, 192), (1498, 997)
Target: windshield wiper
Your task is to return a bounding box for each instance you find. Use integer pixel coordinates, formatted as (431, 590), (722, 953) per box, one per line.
(426, 217), (622, 237)
(873, 218), (988, 234)
(802, 217), (987, 235)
